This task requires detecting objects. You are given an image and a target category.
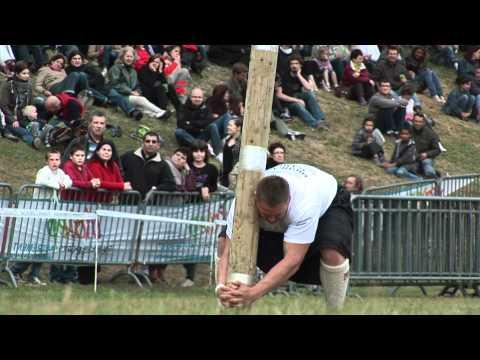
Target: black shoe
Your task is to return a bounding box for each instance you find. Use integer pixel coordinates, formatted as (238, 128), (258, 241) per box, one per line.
(1, 130), (19, 142)
(32, 137), (42, 150)
(131, 110), (143, 121)
(158, 109), (172, 121)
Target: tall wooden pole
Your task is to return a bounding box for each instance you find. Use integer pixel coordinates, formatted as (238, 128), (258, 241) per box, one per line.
(228, 45), (279, 286)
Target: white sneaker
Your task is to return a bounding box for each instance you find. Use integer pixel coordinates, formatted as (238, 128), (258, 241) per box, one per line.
(101, 67), (108, 77)
(30, 277), (47, 286)
(207, 143), (215, 157)
(181, 279), (195, 288)
(215, 153), (223, 163)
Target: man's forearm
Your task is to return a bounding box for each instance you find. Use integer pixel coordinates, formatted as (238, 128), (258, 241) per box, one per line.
(217, 236), (230, 285)
(250, 258), (300, 300)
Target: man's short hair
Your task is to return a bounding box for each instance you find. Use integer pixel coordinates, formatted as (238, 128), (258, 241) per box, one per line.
(400, 85), (414, 96)
(173, 147), (190, 158)
(379, 79), (391, 86)
(45, 149), (61, 161)
(90, 111), (106, 122)
(387, 45), (399, 54)
(232, 62), (248, 75)
(143, 131), (160, 143)
(456, 75), (471, 86)
(363, 116), (375, 126)
(69, 143), (86, 156)
(255, 176), (290, 207)
(287, 53), (304, 66)
(350, 49), (363, 60)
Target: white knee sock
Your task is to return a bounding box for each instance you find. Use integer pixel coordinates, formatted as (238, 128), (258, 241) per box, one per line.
(320, 259), (350, 310)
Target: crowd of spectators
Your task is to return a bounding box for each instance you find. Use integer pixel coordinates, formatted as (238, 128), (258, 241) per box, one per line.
(0, 44), (478, 286)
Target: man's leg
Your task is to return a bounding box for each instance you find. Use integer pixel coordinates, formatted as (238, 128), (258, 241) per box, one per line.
(421, 159), (437, 178)
(51, 72), (88, 95)
(319, 248), (350, 310)
(395, 166), (422, 181)
(375, 108), (395, 134)
(205, 123), (223, 155)
(213, 112), (232, 138)
(108, 89), (135, 116)
(287, 102), (319, 128)
(6, 125), (33, 145)
(174, 128), (196, 147)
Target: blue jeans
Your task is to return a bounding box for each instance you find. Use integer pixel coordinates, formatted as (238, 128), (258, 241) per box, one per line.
(416, 69), (443, 97)
(213, 112), (232, 138)
(454, 94), (476, 116)
(175, 125), (223, 155)
(11, 262), (42, 280)
(433, 47), (457, 68)
(90, 88), (109, 105)
(6, 122), (43, 145)
(108, 88), (135, 116)
(386, 166), (422, 181)
(50, 72), (88, 95)
(375, 107), (406, 134)
(103, 46), (119, 69)
(474, 94), (480, 120)
(285, 91), (325, 127)
(419, 158), (437, 178)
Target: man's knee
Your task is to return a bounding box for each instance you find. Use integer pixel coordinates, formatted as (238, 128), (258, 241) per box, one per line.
(320, 248), (345, 266)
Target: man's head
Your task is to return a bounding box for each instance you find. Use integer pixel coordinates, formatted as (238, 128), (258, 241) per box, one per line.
(69, 144), (86, 167)
(378, 80), (392, 95)
(46, 149), (61, 171)
(386, 46), (399, 64)
(88, 111), (107, 139)
(399, 126), (412, 142)
(142, 131), (161, 156)
(171, 147), (189, 170)
(288, 54), (304, 74)
(255, 176), (290, 224)
(190, 88), (204, 107)
(44, 96), (62, 113)
(363, 117), (375, 133)
(268, 142), (286, 164)
(343, 175), (364, 194)
(232, 62), (248, 83)
(413, 113), (426, 130)
(456, 76), (472, 91)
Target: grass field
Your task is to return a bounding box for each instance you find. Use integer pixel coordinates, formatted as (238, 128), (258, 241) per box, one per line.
(2, 282), (480, 315)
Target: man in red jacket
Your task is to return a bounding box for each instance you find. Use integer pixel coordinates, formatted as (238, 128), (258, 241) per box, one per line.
(44, 92), (84, 128)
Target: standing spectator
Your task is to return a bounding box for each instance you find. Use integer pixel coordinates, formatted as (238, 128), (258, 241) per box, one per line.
(470, 67), (480, 122)
(34, 54), (89, 98)
(457, 46), (480, 80)
(343, 175), (364, 195)
(405, 46), (445, 104)
(120, 131), (177, 199)
(174, 88), (223, 158)
(108, 46), (170, 120)
(276, 54), (327, 129)
(383, 127), (421, 181)
(368, 80), (409, 136)
(87, 140), (132, 193)
(11, 150), (73, 286)
(442, 76), (476, 121)
(411, 113), (441, 178)
(266, 142), (286, 169)
(343, 49), (375, 106)
(158, 147), (195, 192)
(351, 117), (385, 166)
(221, 116), (243, 188)
(138, 55), (179, 112)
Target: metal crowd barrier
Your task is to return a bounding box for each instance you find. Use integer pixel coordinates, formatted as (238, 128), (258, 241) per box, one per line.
(4, 185), (144, 287)
(351, 195), (480, 288)
(0, 183), (13, 286)
(439, 174), (480, 198)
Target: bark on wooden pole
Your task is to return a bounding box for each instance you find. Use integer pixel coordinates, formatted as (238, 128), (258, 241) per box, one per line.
(228, 45), (279, 286)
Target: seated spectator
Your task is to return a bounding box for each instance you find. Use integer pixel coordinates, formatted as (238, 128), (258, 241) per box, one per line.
(276, 45), (302, 79)
(87, 140), (132, 194)
(276, 54), (327, 129)
(457, 46), (480, 80)
(343, 175), (364, 195)
(221, 116), (243, 188)
(351, 117), (385, 166)
(206, 84), (241, 138)
(383, 127), (421, 181)
(179, 139), (219, 288)
(430, 45), (459, 69)
(368, 80), (409, 135)
(34, 54), (89, 98)
(224, 62), (248, 104)
(266, 142), (286, 169)
(351, 45), (381, 73)
(471, 67), (480, 122)
(312, 45), (351, 83)
(343, 49), (375, 106)
(108, 46), (170, 120)
(308, 47), (339, 92)
(442, 76), (476, 121)
(163, 46), (193, 104)
(208, 45), (250, 67)
(121, 131), (177, 199)
(174, 87), (223, 159)
(4, 105), (43, 149)
(405, 46), (445, 104)
(412, 113), (441, 179)
(180, 45), (207, 75)
(11, 149), (72, 286)
(62, 111), (107, 163)
(138, 55), (179, 112)
(0, 106), (19, 141)
(44, 92), (84, 128)
(134, 45), (151, 72)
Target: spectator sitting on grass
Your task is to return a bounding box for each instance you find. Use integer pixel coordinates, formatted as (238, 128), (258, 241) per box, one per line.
(308, 47), (339, 92)
(457, 46), (480, 80)
(412, 112), (442, 179)
(442, 76), (476, 121)
(266, 142), (286, 169)
(343, 175), (364, 195)
(351, 117), (385, 166)
(383, 126), (421, 181)
(470, 67), (480, 123)
(163, 46), (193, 105)
(206, 84), (242, 139)
(342, 49), (375, 106)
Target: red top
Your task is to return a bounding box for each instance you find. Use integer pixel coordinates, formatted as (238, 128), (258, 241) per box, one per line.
(134, 48), (150, 72)
(86, 158), (125, 191)
(342, 63), (371, 87)
(62, 160), (94, 189)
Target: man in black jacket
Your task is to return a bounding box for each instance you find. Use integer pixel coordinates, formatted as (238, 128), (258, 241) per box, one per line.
(174, 88), (223, 157)
(412, 113), (441, 178)
(120, 131), (176, 199)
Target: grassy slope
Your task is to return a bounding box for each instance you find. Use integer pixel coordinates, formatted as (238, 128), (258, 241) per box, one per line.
(0, 62), (478, 190)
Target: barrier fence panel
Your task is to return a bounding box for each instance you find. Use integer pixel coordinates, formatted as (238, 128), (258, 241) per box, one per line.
(6, 185), (142, 266)
(0, 183), (13, 262)
(351, 195), (480, 286)
(363, 179), (439, 197)
(439, 174), (480, 197)
(137, 191), (234, 265)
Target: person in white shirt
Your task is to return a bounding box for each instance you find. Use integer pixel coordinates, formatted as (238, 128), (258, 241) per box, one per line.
(216, 164), (353, 310)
